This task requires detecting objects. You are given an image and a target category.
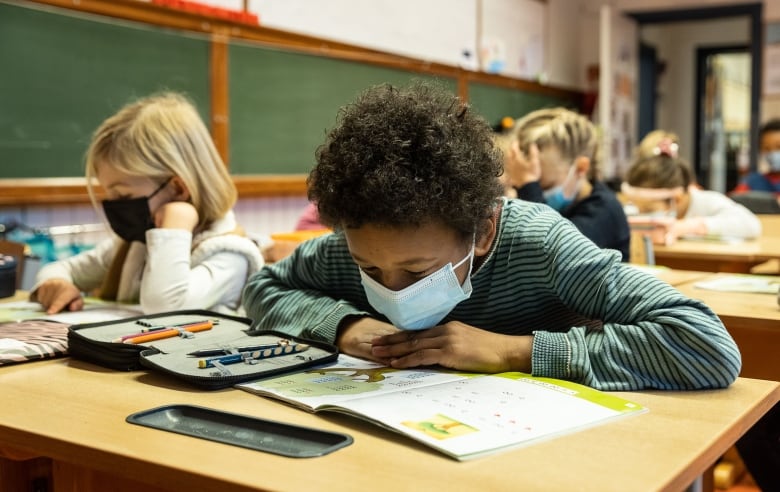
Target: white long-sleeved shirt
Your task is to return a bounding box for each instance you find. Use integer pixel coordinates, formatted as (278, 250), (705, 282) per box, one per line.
(685, 187), (762, 239)
(34, 211), (263, 314)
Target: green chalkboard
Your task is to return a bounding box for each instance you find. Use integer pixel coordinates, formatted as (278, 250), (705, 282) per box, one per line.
(0, 3), (210, 178)
(468, 82), (580, 130)
(228, 43), (456, 174)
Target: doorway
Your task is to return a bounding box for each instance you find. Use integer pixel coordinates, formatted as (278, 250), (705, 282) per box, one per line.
(695, 47), (751, 193)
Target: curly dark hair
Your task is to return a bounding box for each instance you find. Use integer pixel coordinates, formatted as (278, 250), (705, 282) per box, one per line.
(308, 82), (504, 237)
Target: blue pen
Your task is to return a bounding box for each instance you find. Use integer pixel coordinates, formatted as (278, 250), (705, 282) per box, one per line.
(197, 343), (309, 369)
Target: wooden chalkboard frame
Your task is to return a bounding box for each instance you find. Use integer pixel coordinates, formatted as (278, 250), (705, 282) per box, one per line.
(0, 0), (582, 205)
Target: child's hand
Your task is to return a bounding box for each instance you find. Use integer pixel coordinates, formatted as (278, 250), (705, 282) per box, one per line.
(648, 217), (708, 245)
(30, 279), (83, 314)
(154, 201), (199, 232)
(370, 321), (533, 374)
(336, 316), (399, 364)
(507, 142), (542, 188)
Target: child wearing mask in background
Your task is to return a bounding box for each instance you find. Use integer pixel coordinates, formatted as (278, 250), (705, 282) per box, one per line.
(31, 92), (263, 315)
(502, 108), (630, 261)
(734, 119), (780, 194)
(243, 82), (741, 392)
(622, 130), (761, 245)
(730, 119), (780, 213)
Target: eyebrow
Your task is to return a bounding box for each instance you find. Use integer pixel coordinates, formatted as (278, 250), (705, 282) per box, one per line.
(350, 252), (439, 267)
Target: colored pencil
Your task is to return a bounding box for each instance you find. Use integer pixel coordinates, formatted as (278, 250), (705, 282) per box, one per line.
(122, 320), (213, 344)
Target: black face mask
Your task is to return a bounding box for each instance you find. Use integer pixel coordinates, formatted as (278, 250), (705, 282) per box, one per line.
(101, 178), (171, 243)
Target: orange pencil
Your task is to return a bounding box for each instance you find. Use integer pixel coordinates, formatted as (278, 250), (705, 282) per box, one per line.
(122, 321), (213, 344)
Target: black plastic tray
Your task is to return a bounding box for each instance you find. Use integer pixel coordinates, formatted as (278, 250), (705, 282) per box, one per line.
(126, 404), (353, 458)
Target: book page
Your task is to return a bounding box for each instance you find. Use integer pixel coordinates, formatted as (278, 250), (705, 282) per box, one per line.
(238, 354), (473, 411)
(0, 298), (143, 324)
(239, 356), (646, 460)
(694, 275), (780, 294)
(329, 373), (646, 460)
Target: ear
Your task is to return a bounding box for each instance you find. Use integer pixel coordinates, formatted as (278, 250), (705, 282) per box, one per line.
(475, 213), (497, 257)
(169, 176), (191, 201)
(574, 156), (590, 178)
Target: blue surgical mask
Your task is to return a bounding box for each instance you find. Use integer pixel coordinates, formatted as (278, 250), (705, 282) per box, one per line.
(543, 186), (574, 211)
(359, 242), (475, 330)
(763, 151), (780, 173)
(543, 164), (581, 211)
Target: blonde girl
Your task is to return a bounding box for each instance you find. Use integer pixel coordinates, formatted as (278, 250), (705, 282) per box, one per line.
(504, 107), (630, 260)
(31, 93), (263, 314)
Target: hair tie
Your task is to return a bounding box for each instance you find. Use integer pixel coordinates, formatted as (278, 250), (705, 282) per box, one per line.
(653, 138), (679, 158)
(621, 182), (684, 201)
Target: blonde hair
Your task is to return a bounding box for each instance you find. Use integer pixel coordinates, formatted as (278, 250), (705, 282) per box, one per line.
(509, 107), (601, 180)
(85, 92), (236, 229)
(636, 130), (679, 160)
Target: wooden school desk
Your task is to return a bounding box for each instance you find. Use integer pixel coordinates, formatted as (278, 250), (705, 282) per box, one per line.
(629, 265), (712, 286)
(0, 359), (778, 492)
(654, 236), (780, 273)
(675, 274), (780, 382)
(757, 214), (780, 237)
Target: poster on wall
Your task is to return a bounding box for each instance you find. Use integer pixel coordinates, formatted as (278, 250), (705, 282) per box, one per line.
(598, 5), (637, 179)
(480, 0), (546, 80)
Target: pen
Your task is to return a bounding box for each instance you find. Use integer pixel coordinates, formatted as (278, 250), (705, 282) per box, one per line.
(122, 320), (213, 344)
(187, 342), (288, 357)
(198, 343), (309, 369)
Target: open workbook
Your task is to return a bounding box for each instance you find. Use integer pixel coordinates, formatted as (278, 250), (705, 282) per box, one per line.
(238, 355), (647, 460)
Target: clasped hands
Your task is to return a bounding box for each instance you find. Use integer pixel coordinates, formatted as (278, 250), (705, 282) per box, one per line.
(337, 317), (532, 374)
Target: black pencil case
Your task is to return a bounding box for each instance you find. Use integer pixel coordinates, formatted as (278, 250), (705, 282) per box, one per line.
(67, 309), (338, 389)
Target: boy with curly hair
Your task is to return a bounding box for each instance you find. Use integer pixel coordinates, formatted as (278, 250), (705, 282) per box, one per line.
(243, 82), (740, 391)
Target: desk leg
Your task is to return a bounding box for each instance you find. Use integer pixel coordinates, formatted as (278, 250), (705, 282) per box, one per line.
(0, 456), (52, 492)
(52, 461), (171, 492)
(685, 462), (716, 492)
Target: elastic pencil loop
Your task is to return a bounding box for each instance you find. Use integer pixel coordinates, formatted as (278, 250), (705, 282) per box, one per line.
(210, 360), (232, 377)
(242, 352), (260, 365)
(175, 326), (195, 339)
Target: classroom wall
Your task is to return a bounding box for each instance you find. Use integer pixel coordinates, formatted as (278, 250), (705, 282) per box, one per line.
(201, 0), (582, 89)
(6, 0), (776, 252)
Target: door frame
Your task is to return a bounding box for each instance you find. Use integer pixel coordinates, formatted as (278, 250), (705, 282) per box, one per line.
(629, 3), (763, 173)
(694, 44), (750, 189)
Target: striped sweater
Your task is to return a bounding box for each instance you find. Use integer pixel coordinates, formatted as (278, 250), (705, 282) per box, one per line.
(243, 198), (741, 391)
